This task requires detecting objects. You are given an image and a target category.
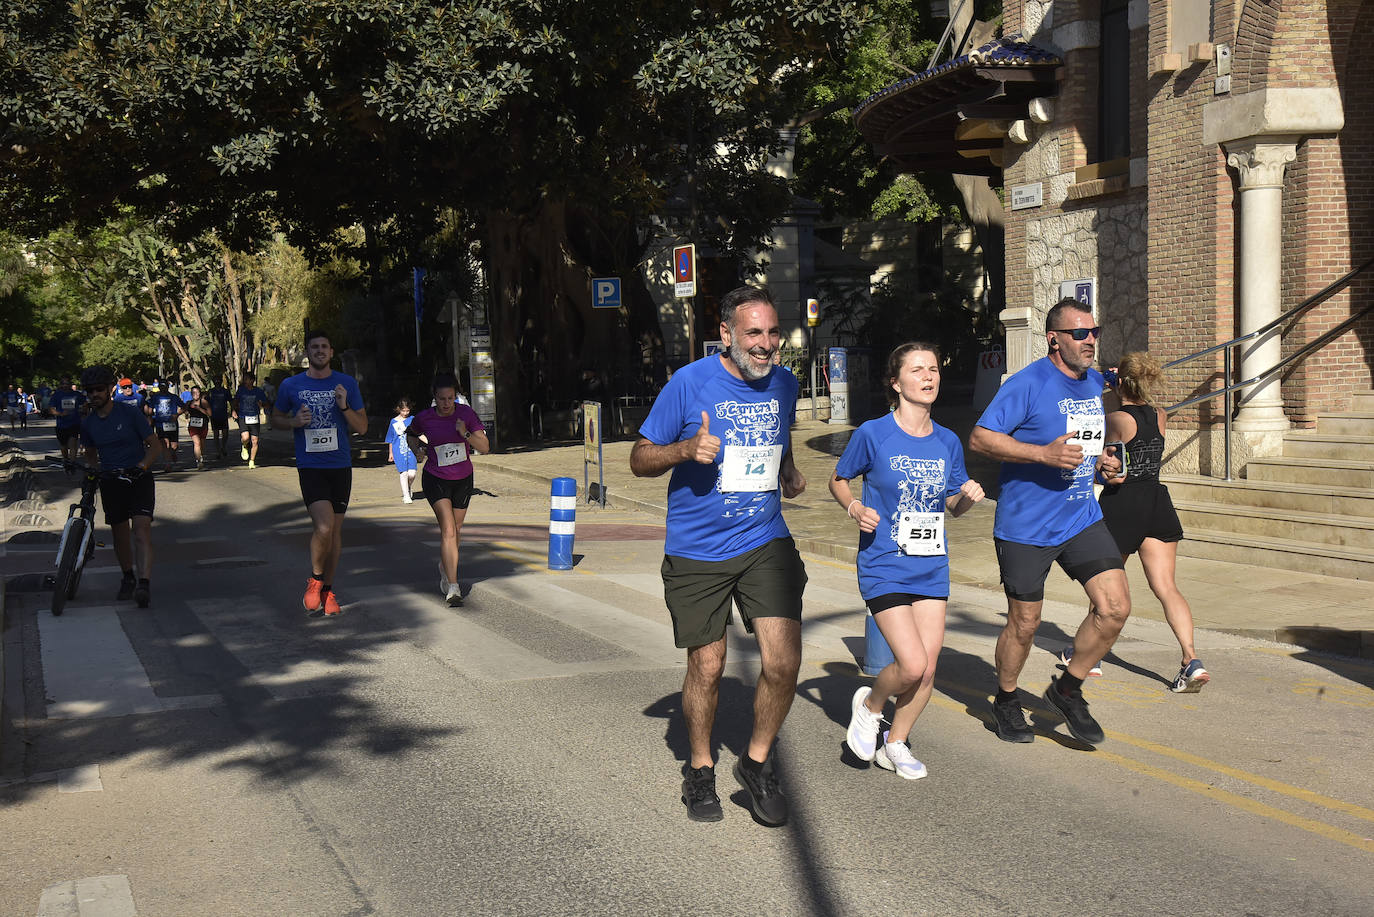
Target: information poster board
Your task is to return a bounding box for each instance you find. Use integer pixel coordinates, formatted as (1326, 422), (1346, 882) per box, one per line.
(583, 400), (605, 506)
(468, 324), (496, 430)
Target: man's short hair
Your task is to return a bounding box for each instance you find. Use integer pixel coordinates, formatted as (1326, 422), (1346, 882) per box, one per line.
(1045, 297), (1092, 334)
(305, 330), (331, 348)
(719, 286), (776, 329)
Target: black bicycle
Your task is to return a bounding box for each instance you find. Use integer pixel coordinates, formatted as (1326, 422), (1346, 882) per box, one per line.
(45, 459), (131, 616)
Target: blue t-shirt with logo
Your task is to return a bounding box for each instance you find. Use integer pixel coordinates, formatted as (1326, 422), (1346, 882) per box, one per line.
(235, 386), (269, 421)
(274, 371), (364, 469)
(113, 389), (144, 410)
(976, 356), (1105, 546)
(148, 391), (181, 432)
(81, 402), (154, 471)
(207, 387), (231, 421)
(834, 414), (969, 600)
(53, 390), (86, 428)
(639, 356), (798, 561)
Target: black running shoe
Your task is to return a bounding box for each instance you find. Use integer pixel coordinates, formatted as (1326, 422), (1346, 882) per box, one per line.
(134, 582), (151, 609)
(1043, 677), (1105, 744)
(681, 765), (723, 823)
(733, 756), (788, 827)
(992, 696), (1035, 743)
(116, 575), (136, 601)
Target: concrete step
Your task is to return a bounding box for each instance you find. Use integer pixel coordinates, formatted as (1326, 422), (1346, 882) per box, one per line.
(1245, 455), (1374, 489)
(1315, 412), (1374, 437)
(1163, 474), (1374, 517)
(1173, 499), (1374, 550)
(1282, 432), (1374, 460)
(1351, 390), (1374, 412)
(1179, 528), (1374, 580)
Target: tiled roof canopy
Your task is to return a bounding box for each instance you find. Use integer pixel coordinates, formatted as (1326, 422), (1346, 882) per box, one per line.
(853, 35), (1061, 177)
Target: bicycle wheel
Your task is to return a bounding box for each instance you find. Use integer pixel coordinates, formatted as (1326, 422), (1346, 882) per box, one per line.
(51, 518), (87, 616)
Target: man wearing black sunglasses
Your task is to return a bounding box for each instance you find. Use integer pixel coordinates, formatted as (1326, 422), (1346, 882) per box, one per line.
(969, 297), (1129, 747)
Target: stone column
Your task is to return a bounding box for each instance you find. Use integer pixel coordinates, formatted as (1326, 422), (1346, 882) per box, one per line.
(1224, 138), (1297, 432)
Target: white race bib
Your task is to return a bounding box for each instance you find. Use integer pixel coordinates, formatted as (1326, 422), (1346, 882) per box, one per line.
(157, 421), (177, 433)
(188, 416), (205, 429)
(1067, 411), (1105, 456)
(897, 511), (946, 556)
(719, 444), (784, 492)
(242, 413), (259, 424)
(436, 441), (467, 466)
(306, 427), (339, 452)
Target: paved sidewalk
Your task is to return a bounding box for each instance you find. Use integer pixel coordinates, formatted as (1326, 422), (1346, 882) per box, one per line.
(471, 413), (1373, 660)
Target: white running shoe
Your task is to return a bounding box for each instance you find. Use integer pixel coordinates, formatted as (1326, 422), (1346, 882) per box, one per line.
(845, 686), (882, 761)
(445, 583), (463, 607)
(1059, 645), (1103, 677)
(875, 731), (928, 780)
(403, 496), (413, 504)
(438, 561), (450, 595)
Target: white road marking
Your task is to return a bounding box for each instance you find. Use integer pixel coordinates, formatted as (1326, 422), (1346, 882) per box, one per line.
(36, 874), (137, 917)
(38, 606), (221, 719)
(57, 764), (103, 794)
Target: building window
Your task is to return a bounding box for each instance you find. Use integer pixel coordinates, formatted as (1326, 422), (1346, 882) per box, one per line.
(1099, 0), (1130, 162)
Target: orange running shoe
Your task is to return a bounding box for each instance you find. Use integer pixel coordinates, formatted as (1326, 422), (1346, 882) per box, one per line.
(322, 590), (342, 616)
(302, 577), (324, 612)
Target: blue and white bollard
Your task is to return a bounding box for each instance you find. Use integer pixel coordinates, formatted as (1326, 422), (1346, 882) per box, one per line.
(548, 477), (576, 570)
(861, 614), (894, 676)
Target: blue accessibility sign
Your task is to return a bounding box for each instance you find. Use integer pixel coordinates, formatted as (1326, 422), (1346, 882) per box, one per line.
(592, 276), (622, 309)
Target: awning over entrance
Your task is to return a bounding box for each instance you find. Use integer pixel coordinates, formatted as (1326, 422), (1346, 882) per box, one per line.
(853, 35), (1060, 177)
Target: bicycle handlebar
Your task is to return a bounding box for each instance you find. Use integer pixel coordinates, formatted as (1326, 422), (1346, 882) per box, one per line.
(45, 458), (147, 482)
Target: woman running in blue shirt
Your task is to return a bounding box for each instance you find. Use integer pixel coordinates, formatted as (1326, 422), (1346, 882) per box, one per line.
(830, 342), (984, 779)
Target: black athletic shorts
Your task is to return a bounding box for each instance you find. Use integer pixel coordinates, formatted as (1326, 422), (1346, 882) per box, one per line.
(156, 426), (179, 443)
(422, 469), (475, 509)
(1099, 481), (1184, 555)
(661, 536), (807, 648)
(55, 427), (79, 446)
(865, 592), (946, 614)
(99, 472), (155, 526)
(211, 417), (229, 432)
(298, 467), (352, 514)
(994, 520), (1125, 602)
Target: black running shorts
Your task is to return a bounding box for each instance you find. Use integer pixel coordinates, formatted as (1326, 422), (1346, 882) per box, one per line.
(661, 536), (807, 649)
(422, 469), (475, 509)
(100, 472), (156, 526)
(994, 520), (1124, 602)
(298, 467), (352, 514)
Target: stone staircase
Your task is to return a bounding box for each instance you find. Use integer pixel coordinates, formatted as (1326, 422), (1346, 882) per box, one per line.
(1162, 390), (1374, 580)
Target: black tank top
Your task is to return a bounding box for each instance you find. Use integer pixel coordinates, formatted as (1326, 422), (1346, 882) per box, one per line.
(1120, 404), (1164, 484)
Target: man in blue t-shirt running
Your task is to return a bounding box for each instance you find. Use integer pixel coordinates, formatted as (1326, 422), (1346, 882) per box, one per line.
(206, 379), (232, 459)
(970, 297), (1129, 747)
(49, 379), (86, 462)
(271, 331), (366, 618)
(631, 285), (806, 828)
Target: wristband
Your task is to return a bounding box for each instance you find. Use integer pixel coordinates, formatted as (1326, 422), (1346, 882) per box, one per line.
(846, 499), (861, 520)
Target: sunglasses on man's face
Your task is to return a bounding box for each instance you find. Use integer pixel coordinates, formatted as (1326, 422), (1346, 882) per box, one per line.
(1049, 326), (1103, 341)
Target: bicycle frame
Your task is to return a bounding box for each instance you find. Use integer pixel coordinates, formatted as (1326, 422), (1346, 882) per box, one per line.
(52, 474), (99, 571)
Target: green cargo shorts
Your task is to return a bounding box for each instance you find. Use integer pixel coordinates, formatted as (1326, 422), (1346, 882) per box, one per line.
(661, 536), (807, 649)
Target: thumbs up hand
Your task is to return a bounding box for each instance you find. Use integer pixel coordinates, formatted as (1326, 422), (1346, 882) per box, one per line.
(688, 410), (721, 464)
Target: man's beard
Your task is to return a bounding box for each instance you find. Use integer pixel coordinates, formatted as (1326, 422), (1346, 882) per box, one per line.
(727, 338), (774, 381)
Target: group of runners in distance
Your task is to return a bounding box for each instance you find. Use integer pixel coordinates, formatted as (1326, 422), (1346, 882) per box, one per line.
(29, 329), (489, 621)
(633, 285), (1207, 827)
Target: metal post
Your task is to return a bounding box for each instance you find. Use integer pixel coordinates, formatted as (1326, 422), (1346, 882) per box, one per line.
(1223, 348), (1233, 481)
(809, 325), (817, 421)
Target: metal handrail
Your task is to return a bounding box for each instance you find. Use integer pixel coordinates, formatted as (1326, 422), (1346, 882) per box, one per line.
(1163, 255), (1374, 481)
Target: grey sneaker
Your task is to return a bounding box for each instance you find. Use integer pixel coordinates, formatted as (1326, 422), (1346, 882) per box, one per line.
(681, 765), (723, 822)
(1170, 659), (1210, 694)
(733, 756), (788, 827)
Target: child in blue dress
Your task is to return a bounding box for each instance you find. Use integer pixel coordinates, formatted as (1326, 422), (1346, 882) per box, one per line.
(385, 397), (418, 503)
(830, 342), (985, 779)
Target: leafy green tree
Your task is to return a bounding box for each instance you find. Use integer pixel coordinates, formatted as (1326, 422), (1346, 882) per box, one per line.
(1, 0), (871, 438)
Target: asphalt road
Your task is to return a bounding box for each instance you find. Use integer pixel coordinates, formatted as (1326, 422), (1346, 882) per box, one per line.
(2, 446), (1372, 916)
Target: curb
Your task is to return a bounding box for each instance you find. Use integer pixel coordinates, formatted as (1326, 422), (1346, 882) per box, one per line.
(480, 457), (1374, 662)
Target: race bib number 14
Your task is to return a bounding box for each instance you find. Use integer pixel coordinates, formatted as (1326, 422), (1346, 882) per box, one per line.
(719, 444), (783, 492)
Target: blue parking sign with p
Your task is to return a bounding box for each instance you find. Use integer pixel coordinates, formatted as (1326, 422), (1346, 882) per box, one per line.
(592, 277), (621, 309)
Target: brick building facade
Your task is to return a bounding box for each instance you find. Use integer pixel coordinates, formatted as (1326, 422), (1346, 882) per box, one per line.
(858, 0), (1374, 475)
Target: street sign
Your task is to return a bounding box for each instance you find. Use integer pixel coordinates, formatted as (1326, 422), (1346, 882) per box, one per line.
(673, 244), (696, 298)
(592, 277), (621, 309)
(806, 298), (820, 327)
(1059, 278), (1097, 312)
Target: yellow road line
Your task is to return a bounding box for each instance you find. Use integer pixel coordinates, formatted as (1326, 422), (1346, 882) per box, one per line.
(921, 684), (1374, 853)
